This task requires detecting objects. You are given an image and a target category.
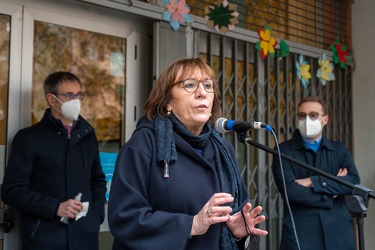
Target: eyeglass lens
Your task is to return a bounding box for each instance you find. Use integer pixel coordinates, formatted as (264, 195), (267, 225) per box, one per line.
(181, 78), (216, 93)
(58, 92), (84, 101)
(297, 111), (321, 120)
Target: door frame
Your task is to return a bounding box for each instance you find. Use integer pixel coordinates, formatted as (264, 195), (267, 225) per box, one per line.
(0, 1), (23, 249)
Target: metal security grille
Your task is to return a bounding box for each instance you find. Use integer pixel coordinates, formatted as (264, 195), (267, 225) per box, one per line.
(196, 30), (353, 249)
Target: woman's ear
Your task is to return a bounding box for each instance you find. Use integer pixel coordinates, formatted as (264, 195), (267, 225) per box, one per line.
(166, 103), (172, 113)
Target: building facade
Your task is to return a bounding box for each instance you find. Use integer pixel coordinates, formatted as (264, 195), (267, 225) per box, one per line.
(1, 0), (373, 249)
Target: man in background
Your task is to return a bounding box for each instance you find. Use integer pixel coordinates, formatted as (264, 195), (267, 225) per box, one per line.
(272, 95), (360, 250)
(1, 71), (106, 249)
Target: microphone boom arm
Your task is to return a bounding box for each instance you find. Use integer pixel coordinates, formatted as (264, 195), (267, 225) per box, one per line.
(236, 133), (375, 199)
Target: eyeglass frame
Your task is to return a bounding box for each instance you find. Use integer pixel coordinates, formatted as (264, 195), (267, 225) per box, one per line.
(55, 92), (85, 101)
(174, 78), (217, 93)
(297, 111), (325, 121)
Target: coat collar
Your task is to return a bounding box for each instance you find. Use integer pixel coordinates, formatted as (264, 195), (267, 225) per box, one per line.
(291, 129), (335, 151)
(41, 108), (93, 140)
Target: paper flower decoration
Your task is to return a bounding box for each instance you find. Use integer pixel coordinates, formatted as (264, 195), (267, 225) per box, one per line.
(162, 0), (193, 31)
(205, 0), (239, 33)
(296, 54), (312, 88)
(279, 40), (290, 59)
(255, 25), (278, 59)
(330, 39), (351, 69)
(316, 53), (335, 86)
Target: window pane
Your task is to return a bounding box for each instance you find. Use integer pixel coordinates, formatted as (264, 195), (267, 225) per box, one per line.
(32, 21), (126, 152)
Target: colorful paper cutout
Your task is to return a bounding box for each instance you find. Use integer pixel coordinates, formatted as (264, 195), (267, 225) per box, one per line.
(317, 53), (335, 86)
(330, 39), (351, 69)
(255, 25), (278, 59)
(205, 0), (239, 33)
(296, 54), (312, 88)
(279, 40), (290, 59)
(162, 0), (193, 31)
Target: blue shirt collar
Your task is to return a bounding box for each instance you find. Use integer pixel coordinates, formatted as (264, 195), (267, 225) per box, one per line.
(302, 134), (322, 153)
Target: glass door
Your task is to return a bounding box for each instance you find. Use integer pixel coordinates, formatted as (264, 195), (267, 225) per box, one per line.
(1, 0), (152, 249)
(31, 19), (127, 250)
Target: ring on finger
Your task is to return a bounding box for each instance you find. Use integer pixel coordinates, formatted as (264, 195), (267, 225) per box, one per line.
(207, 208), (213, 217)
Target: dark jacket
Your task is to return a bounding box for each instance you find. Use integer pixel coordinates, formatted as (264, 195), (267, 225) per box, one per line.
(1, 109), (106, 250)
(272, 129), (360, 250)
(108, 117), (249, 250)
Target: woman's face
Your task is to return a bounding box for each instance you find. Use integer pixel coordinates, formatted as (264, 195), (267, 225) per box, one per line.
(167, 69), (214, 135)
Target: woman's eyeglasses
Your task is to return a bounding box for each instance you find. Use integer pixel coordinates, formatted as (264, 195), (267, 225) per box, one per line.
(176, 78), (216, 93)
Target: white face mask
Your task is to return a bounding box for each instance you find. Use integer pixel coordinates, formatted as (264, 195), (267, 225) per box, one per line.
(54, 96), (81, 121)
(298, 116), (324, 139)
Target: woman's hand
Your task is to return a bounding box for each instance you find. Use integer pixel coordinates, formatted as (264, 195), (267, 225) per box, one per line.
(226, 202), (268, 239)
(191, 193), (234, 236)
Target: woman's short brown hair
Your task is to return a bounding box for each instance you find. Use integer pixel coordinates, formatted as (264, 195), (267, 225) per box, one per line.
(144, 57), (222, 125)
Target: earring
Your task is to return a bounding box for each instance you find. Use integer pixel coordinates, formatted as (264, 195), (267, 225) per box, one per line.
(167, 110), (171, 115)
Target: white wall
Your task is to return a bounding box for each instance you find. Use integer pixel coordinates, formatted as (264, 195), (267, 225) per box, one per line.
(352, 1), (375, 249)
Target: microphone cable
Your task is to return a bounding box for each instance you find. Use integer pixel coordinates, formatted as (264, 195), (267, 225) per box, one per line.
(270, 129), (301, 250)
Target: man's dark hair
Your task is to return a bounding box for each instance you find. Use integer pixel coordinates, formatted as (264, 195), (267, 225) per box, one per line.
(44, 71), (82, 95)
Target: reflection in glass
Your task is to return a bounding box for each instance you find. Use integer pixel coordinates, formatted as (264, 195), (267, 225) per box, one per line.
(0, 15), (10, 146)
(0, 15), (10, 168)
(0, 14), (10, 218)
(32, 21), (126, 152)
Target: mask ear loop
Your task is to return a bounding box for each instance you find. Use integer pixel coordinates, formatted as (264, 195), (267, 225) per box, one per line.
(52, 94), (63, 104)
(321, 115), (328, 125)
(51, 94), (64, 115)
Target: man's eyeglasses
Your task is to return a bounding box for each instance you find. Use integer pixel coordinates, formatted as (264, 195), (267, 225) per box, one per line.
(176, 78), (216, 93)
(56, 92), (84, 101)
(297, 111), (324, 121)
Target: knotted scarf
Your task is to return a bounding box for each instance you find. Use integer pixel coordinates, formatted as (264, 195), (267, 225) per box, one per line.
(155, 115), (246, 250)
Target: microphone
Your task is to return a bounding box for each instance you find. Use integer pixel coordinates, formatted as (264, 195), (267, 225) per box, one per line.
(215, 117), (272, 133)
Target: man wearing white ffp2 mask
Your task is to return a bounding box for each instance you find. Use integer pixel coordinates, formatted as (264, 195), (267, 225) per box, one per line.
(1, 72), (106, 250)
(271, 95), (360, 250)
(53, 96), (81, 121)
(297, 111), (326, 139)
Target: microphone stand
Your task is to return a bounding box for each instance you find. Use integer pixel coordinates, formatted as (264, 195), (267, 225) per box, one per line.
(236, 132), (374, 250)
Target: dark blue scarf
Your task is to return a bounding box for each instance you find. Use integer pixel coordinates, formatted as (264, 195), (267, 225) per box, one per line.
(155, 115), (245, 249)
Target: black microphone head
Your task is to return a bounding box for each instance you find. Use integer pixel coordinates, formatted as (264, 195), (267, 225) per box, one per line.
(215, 117), (228, 133)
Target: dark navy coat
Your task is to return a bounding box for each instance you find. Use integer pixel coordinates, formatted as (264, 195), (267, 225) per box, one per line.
(1, 109), (106, 250)
(272, 129), (360, 250)
(108, 117), (249, 250)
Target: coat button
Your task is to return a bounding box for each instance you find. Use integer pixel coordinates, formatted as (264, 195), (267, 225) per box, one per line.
(322, 195), (328, 200)
(322, 182), (327, 187)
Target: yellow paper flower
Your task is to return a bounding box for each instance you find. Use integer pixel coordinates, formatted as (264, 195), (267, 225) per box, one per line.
(317, 53), (335, 86)
(296, 54), (312, 88)
(256, 25), (277, 59)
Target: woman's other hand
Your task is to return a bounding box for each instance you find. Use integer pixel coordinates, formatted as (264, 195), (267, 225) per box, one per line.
(226, 202), (268, 239)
